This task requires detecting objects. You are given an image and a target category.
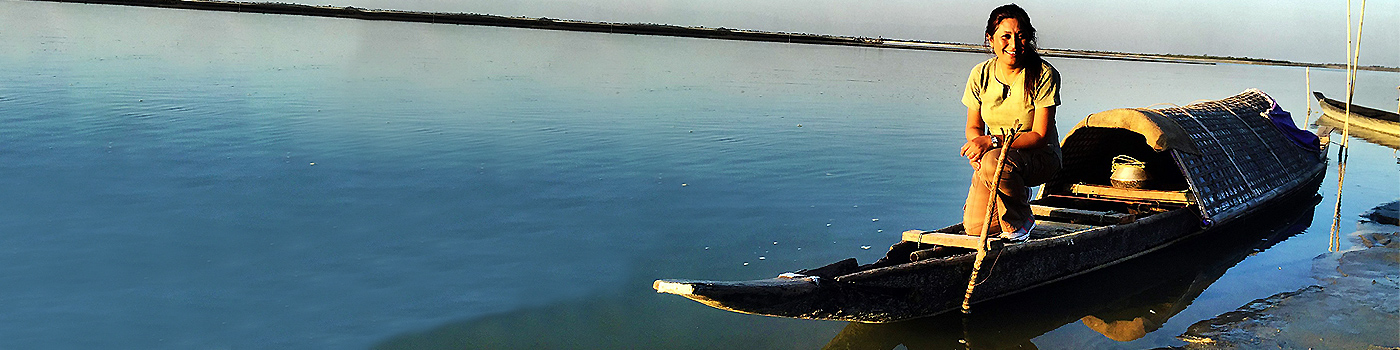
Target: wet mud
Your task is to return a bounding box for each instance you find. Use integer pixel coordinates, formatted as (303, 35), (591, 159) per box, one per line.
(1178, 205), (1400, 349)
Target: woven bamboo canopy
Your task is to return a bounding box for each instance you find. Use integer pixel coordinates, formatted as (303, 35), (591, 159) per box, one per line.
(1048, 89), (1324, 224)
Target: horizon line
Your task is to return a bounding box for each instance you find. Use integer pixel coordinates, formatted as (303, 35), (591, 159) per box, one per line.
(27, 0), (1400, 73)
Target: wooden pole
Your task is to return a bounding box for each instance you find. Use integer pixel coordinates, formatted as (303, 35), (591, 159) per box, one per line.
(1331, 0), (1366, 252)
(1304, 67), (1313, 126)
(962, 128), (1019, 313)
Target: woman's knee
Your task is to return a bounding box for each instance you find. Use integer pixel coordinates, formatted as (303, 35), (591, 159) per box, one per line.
(974, 149), (1004, 178)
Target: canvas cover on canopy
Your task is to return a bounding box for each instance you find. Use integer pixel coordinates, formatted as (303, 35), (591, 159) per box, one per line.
(1066, 107), (1201, 155)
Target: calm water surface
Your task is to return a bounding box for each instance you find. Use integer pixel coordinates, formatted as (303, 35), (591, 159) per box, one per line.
(1, 2), (1397, 349)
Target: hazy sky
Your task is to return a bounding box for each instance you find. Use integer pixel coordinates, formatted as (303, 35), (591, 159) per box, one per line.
(303, 0), (1399, 66)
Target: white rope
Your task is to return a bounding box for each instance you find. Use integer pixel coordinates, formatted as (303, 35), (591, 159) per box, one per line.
(1144, 100), (1258, 217)
(1206, 99), (1287, 188)
(1178, 106), (1253, 207)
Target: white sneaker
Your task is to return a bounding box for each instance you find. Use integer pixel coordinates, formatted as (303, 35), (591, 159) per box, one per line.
(998, 219), (1035, 242)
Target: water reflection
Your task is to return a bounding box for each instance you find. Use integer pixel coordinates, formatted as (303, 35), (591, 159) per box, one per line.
(1313, 115), (1400, 150)
(822, 195), (1320, 350)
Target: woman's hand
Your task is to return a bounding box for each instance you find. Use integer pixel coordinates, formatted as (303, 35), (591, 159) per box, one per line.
(960, 135), (994, 163)
(963, 106), (993, 164)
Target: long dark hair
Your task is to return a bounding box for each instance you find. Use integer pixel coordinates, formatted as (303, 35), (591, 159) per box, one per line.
(984, 4), (1042, 98)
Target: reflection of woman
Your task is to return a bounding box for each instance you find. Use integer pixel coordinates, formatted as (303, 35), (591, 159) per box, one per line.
(960, 4), (1061, 241)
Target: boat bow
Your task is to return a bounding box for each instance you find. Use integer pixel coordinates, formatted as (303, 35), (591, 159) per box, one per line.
(653, 276), (820, 313)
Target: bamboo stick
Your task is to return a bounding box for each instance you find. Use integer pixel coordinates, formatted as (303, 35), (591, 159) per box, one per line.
(962, 128), (1020, 314)
(1304, 67), (1313, 126)
(1331, 0), (1366, 252)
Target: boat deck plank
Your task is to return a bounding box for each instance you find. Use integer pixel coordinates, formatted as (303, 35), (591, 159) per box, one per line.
(1031, 204), (1135, 225)
(1069, 184), (1194, 204)
(934, 219), (1099, 240)
(1029, 220), (1099, 239)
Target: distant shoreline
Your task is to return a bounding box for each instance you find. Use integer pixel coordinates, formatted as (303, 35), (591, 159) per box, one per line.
(31, 0), (1400, 73)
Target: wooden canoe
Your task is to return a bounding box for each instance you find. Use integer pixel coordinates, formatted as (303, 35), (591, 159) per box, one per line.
(1312, 91), (1400, 149)
(821, 194), (1320, 347)
(654, 89), (1328, 323)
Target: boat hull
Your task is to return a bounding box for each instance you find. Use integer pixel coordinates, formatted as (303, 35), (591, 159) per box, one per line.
(655, 162), (1324, 323)
(1313, 91), (1400, 149)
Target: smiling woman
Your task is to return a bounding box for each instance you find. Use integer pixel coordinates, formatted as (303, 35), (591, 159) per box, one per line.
(956, 4), (1062, 241)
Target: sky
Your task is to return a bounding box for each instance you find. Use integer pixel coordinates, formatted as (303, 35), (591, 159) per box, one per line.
(299, 0), (1400, 67)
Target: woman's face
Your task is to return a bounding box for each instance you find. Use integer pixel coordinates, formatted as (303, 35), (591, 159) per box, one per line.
(987, 18), (1026, 68)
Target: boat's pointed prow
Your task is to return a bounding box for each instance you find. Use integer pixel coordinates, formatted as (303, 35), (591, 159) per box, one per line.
(652, 278), (819, 299)
(653, 280), (696, 296)
(652, 277), (824, 318)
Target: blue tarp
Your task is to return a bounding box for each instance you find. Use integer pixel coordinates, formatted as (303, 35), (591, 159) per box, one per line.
(1267, 100), (1321, 151)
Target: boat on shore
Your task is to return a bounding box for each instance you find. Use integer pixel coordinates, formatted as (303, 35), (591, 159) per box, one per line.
(1312, 91), (1400, 149)
(653, 89), (1328, 323)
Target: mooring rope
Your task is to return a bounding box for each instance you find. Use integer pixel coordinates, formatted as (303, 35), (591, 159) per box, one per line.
(1331, 0), (1366, 252)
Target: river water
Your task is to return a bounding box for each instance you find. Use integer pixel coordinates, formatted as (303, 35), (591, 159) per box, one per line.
(2, 2), (1397, 349)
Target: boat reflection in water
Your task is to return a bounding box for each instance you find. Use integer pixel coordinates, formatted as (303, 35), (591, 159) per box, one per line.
(821, 195), (1321, 350)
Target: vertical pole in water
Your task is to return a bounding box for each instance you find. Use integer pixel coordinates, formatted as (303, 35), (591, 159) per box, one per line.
(1331, 0), (1366, 252)
(1304, 68), (1314, 126)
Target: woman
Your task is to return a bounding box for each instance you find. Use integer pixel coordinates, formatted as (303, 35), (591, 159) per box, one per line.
(959, 4), (1061, 241)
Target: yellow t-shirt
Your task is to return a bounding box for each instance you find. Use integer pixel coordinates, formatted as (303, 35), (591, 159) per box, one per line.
(961, 58), (1061, 149)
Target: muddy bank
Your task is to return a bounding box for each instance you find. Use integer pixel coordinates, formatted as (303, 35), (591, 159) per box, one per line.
(1367, 201), (1400, 225)
(31, 0), (1400, 72)
(1177, 216), (1399, 349)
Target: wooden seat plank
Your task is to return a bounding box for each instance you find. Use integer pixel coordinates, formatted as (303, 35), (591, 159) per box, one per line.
(901, 230), (1004, 250)
(1069, 184), (1194, 204)
(1031, 204), (1135, 225)
(1027, 220), (1098, 239)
